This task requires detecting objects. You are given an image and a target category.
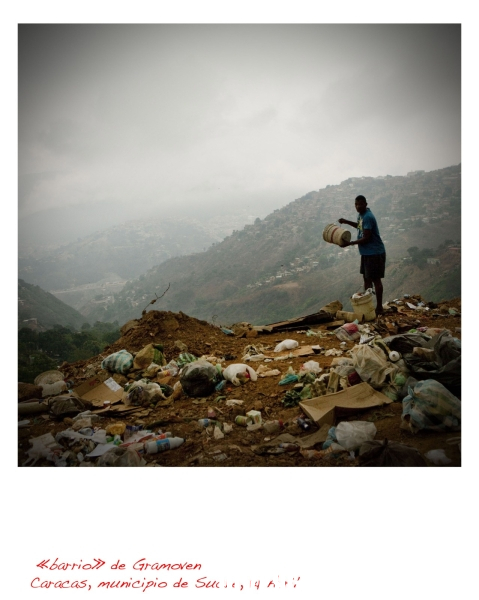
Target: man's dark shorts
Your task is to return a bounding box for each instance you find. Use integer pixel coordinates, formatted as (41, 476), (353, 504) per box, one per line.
(360, 253), (386, 280)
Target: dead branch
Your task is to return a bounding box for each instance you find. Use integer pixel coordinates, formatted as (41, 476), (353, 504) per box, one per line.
(142, 283), (171, 315)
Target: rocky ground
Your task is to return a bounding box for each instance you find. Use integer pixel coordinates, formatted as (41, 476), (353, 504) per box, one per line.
(18, 296), (462, 467)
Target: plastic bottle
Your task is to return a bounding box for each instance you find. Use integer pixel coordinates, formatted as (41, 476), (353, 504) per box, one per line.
(263, 420), (284, 434)
(296, 418), (312, 431)
(78, 427), (94, 437)
(144, 437), (184, 454)
(198, 418), (214, 428)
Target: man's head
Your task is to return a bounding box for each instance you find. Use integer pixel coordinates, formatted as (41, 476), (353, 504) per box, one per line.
(355, 195), (367, 214)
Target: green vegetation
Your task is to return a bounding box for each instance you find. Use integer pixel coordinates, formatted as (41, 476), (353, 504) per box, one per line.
(18, 279), (86, 330)
(407, 246), (434, 268)
(424, 266), (461, 303)
(18, 321), (121, 383)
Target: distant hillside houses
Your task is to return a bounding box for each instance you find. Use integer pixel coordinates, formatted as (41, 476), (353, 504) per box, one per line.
(245, 252), (333, 290)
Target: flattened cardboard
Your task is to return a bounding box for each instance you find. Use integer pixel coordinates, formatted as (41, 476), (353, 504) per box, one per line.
(299, 382), (393, 427)
(73, 376), (124, 407)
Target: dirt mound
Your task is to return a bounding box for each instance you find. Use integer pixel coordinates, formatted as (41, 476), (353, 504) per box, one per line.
(109, 310), (219, 357)
(59, 310), (240, 382)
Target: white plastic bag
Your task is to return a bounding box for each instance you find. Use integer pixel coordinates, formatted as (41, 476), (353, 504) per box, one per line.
(334, 323), (360, 342)
(300, 360), (322, 374)
(335, 421), (377, 451)
(274, 339), (299, 352)
(222, 364), (258, 386)
(425, 449), (452, 465)
(41, 380), (67, 398)
(256, 364), (281, 377)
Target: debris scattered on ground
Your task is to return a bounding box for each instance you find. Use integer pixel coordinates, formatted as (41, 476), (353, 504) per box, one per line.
(18, 295), (462, 467)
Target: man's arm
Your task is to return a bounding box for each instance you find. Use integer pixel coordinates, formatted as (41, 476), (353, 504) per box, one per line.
(338, 218), (357, 228)
(344, 229), (372, 247)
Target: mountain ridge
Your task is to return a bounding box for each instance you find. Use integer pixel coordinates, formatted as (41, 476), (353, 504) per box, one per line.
(84, 164), (461, 326)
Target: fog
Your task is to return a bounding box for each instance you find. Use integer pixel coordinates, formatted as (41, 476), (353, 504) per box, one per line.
(19, 24), (460, 246)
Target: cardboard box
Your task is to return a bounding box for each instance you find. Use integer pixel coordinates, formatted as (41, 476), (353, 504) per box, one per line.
(73, 376), (124, 407)
(299, 382), (393, 427)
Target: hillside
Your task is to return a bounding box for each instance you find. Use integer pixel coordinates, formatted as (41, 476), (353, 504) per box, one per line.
(18, 279), (86, 331)
(18, 216), (224, 297)
(86, 165), (461, 326)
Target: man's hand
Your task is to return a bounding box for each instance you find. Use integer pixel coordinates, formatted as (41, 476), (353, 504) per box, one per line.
(338, 218), (346, 224)
(342, 241), (351, 247)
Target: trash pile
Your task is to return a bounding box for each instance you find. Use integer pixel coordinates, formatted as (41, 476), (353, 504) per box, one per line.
(18, 295), (462, 467)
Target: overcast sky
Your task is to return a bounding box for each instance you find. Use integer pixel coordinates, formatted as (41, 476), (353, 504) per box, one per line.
(18, 23), (460, 225)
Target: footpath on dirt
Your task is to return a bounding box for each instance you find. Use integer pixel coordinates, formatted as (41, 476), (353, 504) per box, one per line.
(18, 291), (461, 467)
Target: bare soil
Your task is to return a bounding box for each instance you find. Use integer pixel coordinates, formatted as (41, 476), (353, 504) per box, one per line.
(18, 298), (462, 468)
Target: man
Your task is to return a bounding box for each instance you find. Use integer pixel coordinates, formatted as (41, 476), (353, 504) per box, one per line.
(338, 195), (386, 315)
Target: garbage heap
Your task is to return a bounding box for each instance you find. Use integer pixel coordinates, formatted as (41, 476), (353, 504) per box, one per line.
(18, 295), (461, 467)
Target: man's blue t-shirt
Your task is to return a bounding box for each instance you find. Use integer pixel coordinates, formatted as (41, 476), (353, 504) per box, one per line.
(357, 208), (385, 256)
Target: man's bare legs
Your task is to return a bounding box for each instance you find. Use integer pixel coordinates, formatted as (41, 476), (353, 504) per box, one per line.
(364, 277), (384, 315)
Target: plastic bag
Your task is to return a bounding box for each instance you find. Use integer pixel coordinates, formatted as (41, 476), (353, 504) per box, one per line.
(222, 363), (258, 386)
(256, 364), (281, 377)
(350, 344), (399, 388)
(332, 361), (357, 378)
(299, 360), (322, 375)
(358, 439), (427, 466)
(50, 395), (87, 418)
(402, 379), (461, 433)
(322, 426), (338, 450)
(160, 360), (179, 377)
(382, 333), (431, 354)
(279, 373), (299, 385)
(180, 360), (219, 397)
(23, 433), (63, 466)
(335, 420), (377, 451)
(141, 363), (162, 378)
(101, 349), (134, 374)
(274, 339), (299, 352)
(123, 380), (166, 406)
(97, 447), (144, 467)
(351, 288), (373, 300)
(177, 352), (198, 368)
(132, 344), (166, 371)
(402, 331), (461, 397)
(334, 323), (360, 342)
(242, 344), (266, 362)
(424, 449), (452, 465)
(40, 380), (67, 398)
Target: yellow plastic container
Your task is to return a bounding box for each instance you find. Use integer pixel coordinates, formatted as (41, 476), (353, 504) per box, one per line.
(350, 290), (376, 322)
(322, 224), (351, 247)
